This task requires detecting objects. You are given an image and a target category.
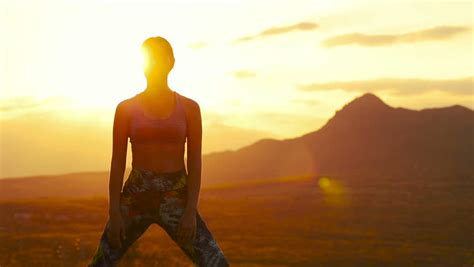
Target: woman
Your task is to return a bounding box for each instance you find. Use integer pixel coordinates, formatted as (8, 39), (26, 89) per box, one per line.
(88, 36), (229, 267)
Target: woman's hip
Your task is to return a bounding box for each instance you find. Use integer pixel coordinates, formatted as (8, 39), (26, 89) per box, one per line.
(122, 166), (188, 194)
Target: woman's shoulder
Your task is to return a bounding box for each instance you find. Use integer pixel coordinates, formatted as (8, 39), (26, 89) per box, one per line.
(176, 91), (200, 112)
(116, 93), (141, 117)
(176, 91), (201, 124)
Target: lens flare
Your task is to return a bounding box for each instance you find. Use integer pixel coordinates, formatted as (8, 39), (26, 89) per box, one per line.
(318, 177), (331, 189)
(318, 176), (350, 206)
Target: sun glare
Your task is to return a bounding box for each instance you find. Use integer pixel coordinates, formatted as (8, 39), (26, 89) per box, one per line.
(318, 176), (349, 206)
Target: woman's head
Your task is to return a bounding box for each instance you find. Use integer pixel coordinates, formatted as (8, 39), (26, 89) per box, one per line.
(141, 36), (175, 78)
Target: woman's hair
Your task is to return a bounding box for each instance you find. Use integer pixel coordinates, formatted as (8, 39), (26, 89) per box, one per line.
(141, 36), (175, 63)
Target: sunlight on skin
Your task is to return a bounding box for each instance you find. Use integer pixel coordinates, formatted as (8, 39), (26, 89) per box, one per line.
(140, 45), (152, 75)
(318, 176), (350, 206)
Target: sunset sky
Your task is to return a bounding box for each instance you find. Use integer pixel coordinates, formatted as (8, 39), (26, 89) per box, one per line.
(1, 0), (472, 178)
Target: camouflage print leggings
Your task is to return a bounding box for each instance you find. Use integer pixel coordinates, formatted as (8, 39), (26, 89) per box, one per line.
(88, 167), (229, 267)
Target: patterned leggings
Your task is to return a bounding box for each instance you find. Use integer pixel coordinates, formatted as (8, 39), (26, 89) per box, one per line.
(88, 167), (229, 267)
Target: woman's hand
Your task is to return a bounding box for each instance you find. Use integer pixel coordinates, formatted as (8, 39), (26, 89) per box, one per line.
(177, 208), (197, 245)
(107, 212), (126, 249)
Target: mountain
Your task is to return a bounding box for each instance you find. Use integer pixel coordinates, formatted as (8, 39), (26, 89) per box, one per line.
(201, 92), (473, 184)
(1, 92), (472, 200)
(297, 92), (474, 178)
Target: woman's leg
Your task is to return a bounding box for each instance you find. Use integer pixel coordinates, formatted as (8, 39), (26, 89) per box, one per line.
(156, 187), (230, 267)
(89, 170), (156, 267)
(88, 213), (153, 267)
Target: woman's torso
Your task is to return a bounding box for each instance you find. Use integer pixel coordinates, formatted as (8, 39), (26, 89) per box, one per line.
(126, 90), (187, 173)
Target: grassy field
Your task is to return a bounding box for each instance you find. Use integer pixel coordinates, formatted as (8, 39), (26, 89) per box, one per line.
(1, 173), (473, 266)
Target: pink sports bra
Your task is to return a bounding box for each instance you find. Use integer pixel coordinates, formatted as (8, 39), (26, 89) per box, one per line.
(128, 90), (187, 148)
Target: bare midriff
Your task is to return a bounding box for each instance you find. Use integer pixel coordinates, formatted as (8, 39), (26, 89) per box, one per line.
(131, 143), (186, 173)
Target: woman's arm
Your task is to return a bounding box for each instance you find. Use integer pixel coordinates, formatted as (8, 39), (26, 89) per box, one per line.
(185, 100), (202, 213)
(108, 101), (129, 216)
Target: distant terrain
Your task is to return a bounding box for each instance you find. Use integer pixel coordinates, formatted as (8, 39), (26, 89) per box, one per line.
(1, 92), (472, 266)
(1, 172), (472, 266)
(1, 93), (472, 201)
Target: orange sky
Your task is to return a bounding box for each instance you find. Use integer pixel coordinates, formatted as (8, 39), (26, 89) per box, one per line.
(1, 0), (472, 178)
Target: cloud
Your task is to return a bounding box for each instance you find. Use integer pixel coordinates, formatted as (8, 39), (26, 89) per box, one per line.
(297, 76), (474, 96)
(322, 25), (471, 48)
(234, 21), (318, 43)
(232, 70), (256, 79)
(249, 111), (328, 138)
(188, 41), (208, 50)
(291, 97), (321, 107)
(0, 96), (43, 112)
(0, 96), (69, 113)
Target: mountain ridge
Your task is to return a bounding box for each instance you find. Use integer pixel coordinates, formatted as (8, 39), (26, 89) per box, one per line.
(1, 92), (472, 200)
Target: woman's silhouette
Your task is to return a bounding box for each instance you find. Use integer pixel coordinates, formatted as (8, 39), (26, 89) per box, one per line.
(88, 36), (229, 267)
